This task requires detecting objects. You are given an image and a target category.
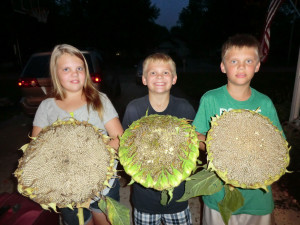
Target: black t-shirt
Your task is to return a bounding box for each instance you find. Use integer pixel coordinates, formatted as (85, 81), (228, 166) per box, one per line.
(122, 95), (196, 214)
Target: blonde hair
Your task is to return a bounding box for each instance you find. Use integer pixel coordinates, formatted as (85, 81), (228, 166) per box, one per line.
(50, 44), (103, 119)
(142, 53), (177, 76)
(221, 34), (261, 61)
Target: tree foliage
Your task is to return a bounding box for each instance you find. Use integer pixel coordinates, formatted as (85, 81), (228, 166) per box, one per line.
(5, 0), (163, 64)
(175, 0), (270, 58)
(174, 0), (299, 64)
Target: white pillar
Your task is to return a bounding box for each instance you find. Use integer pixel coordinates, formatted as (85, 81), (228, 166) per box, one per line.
(289, 48), (300, 122)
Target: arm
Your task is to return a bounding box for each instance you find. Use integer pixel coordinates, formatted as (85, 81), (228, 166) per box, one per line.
(193, 95), (211, 151)
(32, 126), (43, 137)
(31, 99), (50, 137)
(105, 117), (124, 151)
(197, 131), (206, 151)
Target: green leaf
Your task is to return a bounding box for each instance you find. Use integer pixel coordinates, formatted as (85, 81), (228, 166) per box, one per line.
(167, 188), (174, 204)
(98, 199), (107, 213)
(218, 185), (244, 225)
(160, 190), (168, 205)
(105, 196), (131, 225)
(177, 169), (223, 202)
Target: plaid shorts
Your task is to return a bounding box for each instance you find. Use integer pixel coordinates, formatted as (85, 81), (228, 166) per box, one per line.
(134, 206), (192, 225)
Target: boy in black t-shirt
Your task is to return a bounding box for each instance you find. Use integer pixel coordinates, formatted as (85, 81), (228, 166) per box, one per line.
(122, 53), (195, 225)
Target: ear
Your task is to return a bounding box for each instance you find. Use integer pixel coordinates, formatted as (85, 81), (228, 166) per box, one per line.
(142, 75), (147, 86)
(220, 62), (226, 74)
(172, 75), (177, 85)
(255, 62), (261, 73)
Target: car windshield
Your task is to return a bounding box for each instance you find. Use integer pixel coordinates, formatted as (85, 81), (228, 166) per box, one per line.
(22, 55), (51, 78)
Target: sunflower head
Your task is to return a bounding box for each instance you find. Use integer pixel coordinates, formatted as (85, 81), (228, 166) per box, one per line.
(206, 109), (290, 191)
(14, 118), (117, 211)
(119, 114), (199, 191)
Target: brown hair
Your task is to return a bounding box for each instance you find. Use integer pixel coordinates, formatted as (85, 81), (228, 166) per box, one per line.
(221, 34), (261, 61)
(50, 44), (103, 119)
(142, 52), (177, 76)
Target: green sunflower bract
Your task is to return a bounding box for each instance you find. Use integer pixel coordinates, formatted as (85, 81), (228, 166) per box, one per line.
(206, 109), (290, 191)
(119, 114), (199, 192)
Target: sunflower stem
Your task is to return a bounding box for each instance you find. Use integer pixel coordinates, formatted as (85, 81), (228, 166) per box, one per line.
(77, 207), (84, 225)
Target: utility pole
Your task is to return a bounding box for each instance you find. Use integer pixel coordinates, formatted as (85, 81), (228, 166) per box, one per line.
(289, 48), (300, 123)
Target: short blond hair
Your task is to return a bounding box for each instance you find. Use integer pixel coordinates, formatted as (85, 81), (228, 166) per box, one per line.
(142, 53), (177, 76)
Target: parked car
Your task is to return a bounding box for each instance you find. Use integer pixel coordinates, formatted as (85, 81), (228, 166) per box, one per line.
(18, 50), (121, 116)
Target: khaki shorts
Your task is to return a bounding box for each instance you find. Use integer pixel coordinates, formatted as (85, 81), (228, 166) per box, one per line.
(202, 204), (275, 225)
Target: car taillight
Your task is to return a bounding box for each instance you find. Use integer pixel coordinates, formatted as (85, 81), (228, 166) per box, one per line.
(18, 78), (40, 87)
(90, 73), (102, 83)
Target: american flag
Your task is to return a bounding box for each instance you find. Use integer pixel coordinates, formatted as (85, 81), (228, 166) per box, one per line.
(260, 0), (285, 62)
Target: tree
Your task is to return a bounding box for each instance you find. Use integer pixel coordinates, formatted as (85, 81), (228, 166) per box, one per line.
(175, 0), (269, 59)
(47, 0), (161, 60)
(6, 0), (163, 65)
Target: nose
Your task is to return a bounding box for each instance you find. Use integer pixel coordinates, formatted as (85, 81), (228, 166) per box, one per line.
(156, 72), (163, 79)
(238, 62), (246, 70)
(72, 70), (79, 76)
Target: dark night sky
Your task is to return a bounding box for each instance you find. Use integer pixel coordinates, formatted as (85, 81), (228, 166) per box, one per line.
(151, 0), (189, 29)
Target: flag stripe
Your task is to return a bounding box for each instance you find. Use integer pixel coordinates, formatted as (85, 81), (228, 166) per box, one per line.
(260, 0), (285, 62)
(265, 0), (282, 27)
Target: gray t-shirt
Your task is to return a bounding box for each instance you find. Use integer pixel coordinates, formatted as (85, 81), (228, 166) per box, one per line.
(33, 92), (118, 196)
(33, 92), (118, 135)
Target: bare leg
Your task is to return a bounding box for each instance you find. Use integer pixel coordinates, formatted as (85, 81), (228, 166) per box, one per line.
(86, 216), (95, 225)
(92, 211), (111, 225)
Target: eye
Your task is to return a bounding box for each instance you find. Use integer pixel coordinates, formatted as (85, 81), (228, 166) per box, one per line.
(63, 68), (69, 72)
(149, 71), (156, 76)
(77, 66), (84, 71)
(246, 59), (253, 64)
(163, 71), (170, 75)
(231, 60), (237, 64)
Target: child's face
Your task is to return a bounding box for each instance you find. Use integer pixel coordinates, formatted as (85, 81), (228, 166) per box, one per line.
(142, 61), (177, 94)
(221, 46), (260, 87)
(56, 53), (86, 94)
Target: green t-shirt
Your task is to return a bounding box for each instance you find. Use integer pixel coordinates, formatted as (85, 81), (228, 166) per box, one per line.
(193, 85), (284, 215)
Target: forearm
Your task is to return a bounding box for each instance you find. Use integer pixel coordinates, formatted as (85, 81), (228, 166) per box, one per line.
(108, 137), (120, 151)
(196, 132), (206, 151)
(105, 117), (124, 152)
(32, 126), (42, 137)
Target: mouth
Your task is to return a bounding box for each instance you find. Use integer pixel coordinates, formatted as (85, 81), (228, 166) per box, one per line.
(154, 82), (165, 86)
(71, 80), (80, 84)
(236, 74), (246, 78)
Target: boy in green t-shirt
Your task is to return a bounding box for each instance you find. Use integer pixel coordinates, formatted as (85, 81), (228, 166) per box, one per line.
(193, 34), (282, 225)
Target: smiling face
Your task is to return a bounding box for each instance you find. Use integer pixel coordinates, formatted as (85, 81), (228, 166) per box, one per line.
(142, 60), (177, 94)
(56, 53), (86, 95)
(221, 46), (260, 88)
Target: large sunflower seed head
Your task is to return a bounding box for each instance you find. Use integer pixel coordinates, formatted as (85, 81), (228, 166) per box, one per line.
(206, 109), (290, 191)
(119, 114), (199, 191)
(14, 118), (117, 211)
